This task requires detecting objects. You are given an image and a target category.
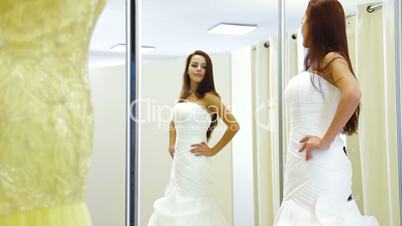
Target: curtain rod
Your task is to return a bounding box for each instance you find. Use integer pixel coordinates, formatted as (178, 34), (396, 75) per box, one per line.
(346, 2), (383, 18)
(367, 2), (383, 13)
(263, 34), (296, 48)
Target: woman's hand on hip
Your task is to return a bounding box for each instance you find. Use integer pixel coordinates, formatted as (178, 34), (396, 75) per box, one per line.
(168, 146), (175, 159)
(298, 135), (330, 161)
(190, 142), (216, 157)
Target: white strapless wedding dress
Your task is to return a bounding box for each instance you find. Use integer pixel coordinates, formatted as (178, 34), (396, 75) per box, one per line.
(274, 71), (379, 226)
(147, 102), (229, 226)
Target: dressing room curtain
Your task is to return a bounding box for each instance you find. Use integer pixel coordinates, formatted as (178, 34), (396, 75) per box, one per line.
(356, 2), (400, 226)
(251, 40), (273, 226)
(232, 38), (282, 226)
(250, 37), (283, 226)
(268, 37), (282, 219)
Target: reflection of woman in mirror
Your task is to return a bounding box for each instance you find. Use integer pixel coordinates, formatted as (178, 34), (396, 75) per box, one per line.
(147, 50), (240, 226)
(274, 0), (379, 225)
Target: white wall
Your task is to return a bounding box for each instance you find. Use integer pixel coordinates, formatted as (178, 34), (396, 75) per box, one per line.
(86, 65), (126, 226)
(139, 54), (233, 226)
(231, 46), (256, 226)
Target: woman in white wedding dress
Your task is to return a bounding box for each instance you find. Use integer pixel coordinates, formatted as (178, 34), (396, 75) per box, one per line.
(147, 50), (240, 226)
(274, 1), (379, 225)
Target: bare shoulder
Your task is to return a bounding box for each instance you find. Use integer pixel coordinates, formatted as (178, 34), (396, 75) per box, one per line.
(204, 92), (221, 102)
(323, 52), (352, 83)
(203, 92), (223, 111)
(324, 52), (356, 88)
(323, 52), (349, 69)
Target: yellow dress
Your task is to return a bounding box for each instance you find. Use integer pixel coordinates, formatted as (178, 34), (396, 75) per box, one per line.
(0, 0), (105, 225)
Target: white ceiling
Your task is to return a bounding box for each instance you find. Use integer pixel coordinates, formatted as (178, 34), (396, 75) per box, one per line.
(141, 0), (278, 61)
(88, 0), (378, 65)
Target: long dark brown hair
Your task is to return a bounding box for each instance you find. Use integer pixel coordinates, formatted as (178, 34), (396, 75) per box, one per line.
(179, 50), (219, 140)
(304, 0), (359, 135)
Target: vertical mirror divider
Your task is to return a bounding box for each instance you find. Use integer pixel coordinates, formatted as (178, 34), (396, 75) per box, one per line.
(278, 0), (285, 203)
(129, 0), (138, 225)
(395, 0), (402, 221)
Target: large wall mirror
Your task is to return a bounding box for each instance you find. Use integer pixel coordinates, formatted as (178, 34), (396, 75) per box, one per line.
(131, 0), (402, 226)
(136, 0), (280, 226)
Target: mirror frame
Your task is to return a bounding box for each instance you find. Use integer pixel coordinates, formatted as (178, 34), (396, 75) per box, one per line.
(129, 0), (137, 226)
(278, 0), (285, 203)
(396, 0), (402, 220)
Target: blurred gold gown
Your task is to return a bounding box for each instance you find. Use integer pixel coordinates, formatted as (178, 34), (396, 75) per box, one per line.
(0, 0), (105, 225)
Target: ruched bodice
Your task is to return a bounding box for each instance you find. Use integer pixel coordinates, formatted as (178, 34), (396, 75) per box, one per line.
(285, 71), (344, 146)
(284, 72), (347, 173)
(0, 0), (105, 214)
(171, 102), (212, 196)
(173, 102), (211, 150)
(274, 71), (379, 226)
(147, 101), (228, 226)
